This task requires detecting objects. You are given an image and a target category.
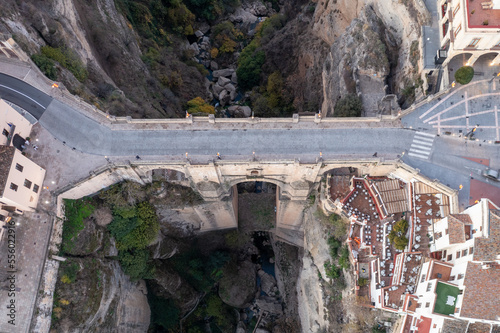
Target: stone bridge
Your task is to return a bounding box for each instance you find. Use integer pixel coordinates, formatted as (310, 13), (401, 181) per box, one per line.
(56, 157), (455, 245)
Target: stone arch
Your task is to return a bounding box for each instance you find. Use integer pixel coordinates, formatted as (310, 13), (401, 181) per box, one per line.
(473, 51), (500, 66)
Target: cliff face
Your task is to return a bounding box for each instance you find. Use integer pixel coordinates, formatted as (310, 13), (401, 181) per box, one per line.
(0, 0), (207, 118)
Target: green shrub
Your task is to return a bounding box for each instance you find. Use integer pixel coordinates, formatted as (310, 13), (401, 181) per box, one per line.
(358, 277), (368, 287)
(237, 40), (265, 90)
(454, 66), (474, 84)
(388, 219), (409, 250)
(324, 260), (340, 280)
(31, 54), (57, 80)
(61, 199), (95, 254)
(108, 201), (160, 250)
(41, 46), (88, 82)
(186, 97), (215, 114)
(60, 261), (80, 284)
(118, 248), (154, 280)
(334, 94), (363, 117)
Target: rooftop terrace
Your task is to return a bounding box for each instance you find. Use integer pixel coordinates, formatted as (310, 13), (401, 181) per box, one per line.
(466, 0), (500, 28)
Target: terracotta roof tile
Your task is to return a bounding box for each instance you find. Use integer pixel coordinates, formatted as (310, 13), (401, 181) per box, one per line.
(442, 318), (467, 333)
(449, 214), (472, 224)
(460, 262), (500, 321)
(473, 210), (500, 261)
(0, 145), (15, 196)
(467, 322), (492, 333)
(448, 217), (466, 244)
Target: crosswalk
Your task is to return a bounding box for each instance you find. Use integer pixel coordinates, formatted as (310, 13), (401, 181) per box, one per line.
(408, 132), (435, 160)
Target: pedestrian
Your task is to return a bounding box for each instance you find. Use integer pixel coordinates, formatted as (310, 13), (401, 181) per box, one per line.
(136, 155), (141, 160)
(33, 145), (38, 150)
(217, 152), (221, 160)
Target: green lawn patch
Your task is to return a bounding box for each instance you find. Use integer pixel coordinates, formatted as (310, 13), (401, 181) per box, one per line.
(434, 281), (459, 316)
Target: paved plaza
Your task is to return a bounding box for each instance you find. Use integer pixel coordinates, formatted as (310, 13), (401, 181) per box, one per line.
(403, 79), (500, 142)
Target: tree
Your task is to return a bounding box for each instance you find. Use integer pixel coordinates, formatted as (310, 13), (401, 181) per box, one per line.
(455, 66), (474, 85)
(118, 248), (154, 280)
(31, 54), (57, 80)
(334, 94), (363, 117)
(388, 219), (409, 250)
(237, 40), (265, 90)
(186, 97), (215, 114)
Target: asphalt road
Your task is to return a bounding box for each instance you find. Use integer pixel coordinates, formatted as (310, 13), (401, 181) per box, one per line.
(37, 99), (415, 158)
(3, 71), (500, 208)
(0, 73), (52, 119)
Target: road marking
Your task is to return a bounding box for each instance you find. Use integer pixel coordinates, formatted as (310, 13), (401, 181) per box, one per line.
(496, 105), (499, 141)
(422, 92), (500, 123)
(408, 152), (431, 159)
(413, 131), (435, 138)
(0, 84), (45, 109)
(465, 91), (469, 132)
(427, 109), (495, 124)
(413, 139), (433, 146)
(408, 132), (436, 160)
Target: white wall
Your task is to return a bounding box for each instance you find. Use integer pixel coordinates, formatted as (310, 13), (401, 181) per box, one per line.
(0, 150), (46, 211)
(0, 100), (33, 146)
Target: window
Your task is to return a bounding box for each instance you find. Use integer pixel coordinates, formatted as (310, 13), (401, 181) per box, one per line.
(462, 249), (468, 257)
(427, 282), (432, 292)
(467, 38), (481, 48)
(455, 307), (460, 313)
(33, 184), (39, 193)
(456, 251), (461, 259)
(2, 129), (9, 137)
(494, 40), (500, 48)
(15, 163), (23, 172)
(24, 179), (32, 189)
(458, 274), (464, 280)
(453, 4), (460, 18)
(421, 274), (426, 283)
(10, 183), (18, 191)
(447, 254), (453, 261)
(445, 228), (449, 235)
(425, 302), (430, 308)
(469, 247), (474, 254)
(417, 303), (422, 308)
(455, 24), (462, 37)
(435, 232), (443, 239)
(450, 275), (455, 281)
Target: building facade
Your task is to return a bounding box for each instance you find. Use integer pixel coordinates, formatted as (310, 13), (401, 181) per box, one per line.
(438, 0), (500, 66)
(0, 145), (46, 213)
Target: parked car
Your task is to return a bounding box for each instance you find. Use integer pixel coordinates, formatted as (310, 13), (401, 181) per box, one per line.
(482, 168), (500, 181)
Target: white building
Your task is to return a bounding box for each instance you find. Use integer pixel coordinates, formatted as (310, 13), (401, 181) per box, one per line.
(0, 145), (46, 213)
(0, 99), (33, 148)
(406, 200), (500, 332)
(438, 0), (500, 66)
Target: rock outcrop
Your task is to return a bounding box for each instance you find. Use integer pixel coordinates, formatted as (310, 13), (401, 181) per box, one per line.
(219, 260), (256, 308)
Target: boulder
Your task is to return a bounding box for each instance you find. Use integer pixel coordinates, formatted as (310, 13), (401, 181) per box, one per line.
(257, 270), (277, 296)
(202, 36), (210, 44)
(229, 7), (258, 25)
(240, 106), (251, 117)
(189, 43), (199, 55)
(230, 89), (238, 101)
(219, 90), (231, 106)
(213, 68), (235, 78)
(195, 30), (204, 38)
(231, 71), (238, 83)
(255, 298), (282, 315)
(217, 76), (231, 86)
(219, 260), (256, 308)
(210, 61), (219, 70)
(227, 105), (251, 118)
(213, 83), (225, 95)
(225, 83), (236, 92)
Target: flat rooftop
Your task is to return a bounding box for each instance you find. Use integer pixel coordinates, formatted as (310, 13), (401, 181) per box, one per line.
(466, 0), (500, 28)
(434, 282), (459, 316)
